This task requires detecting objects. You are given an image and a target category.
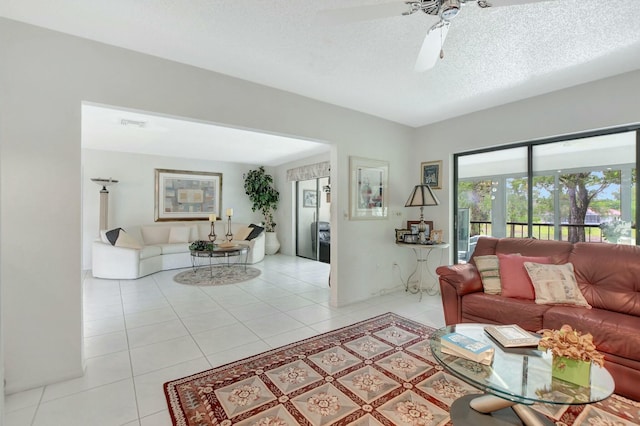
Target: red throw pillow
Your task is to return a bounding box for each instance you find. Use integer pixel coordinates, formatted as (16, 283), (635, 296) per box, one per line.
(498, 253), (551, 299)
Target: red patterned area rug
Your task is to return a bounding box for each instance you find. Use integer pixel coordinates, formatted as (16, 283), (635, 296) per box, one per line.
(164, 313), (639, 425)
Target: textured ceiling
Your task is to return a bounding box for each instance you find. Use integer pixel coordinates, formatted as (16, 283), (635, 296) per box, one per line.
(2, 0), (640, 128)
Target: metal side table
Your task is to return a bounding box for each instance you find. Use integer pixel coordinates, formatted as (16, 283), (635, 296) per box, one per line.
(396, 242), (449, 300)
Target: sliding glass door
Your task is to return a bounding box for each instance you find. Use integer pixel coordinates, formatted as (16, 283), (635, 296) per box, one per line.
(296, 177), (330, 263)
(454, 127), (639, 262)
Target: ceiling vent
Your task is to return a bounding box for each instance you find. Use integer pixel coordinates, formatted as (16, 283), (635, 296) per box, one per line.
(120, 118), (147, 128)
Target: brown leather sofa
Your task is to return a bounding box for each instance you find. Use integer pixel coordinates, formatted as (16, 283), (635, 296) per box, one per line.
(436, 236), (640, 401)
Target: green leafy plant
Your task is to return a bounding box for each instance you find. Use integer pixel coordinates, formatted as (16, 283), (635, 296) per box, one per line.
(189, 240), (214, 251)
(243, 166), (279, 232)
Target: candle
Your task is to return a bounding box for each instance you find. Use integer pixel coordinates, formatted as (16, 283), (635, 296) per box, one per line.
(226, 208), (233, 217)
(209, 214), (216, 222)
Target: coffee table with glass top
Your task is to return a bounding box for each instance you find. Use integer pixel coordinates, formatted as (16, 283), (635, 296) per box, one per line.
(190, 244), (249, 277)
(429, 324), (615, 426)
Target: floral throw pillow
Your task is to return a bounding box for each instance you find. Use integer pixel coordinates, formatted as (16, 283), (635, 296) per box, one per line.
(524, 262), (591, 308)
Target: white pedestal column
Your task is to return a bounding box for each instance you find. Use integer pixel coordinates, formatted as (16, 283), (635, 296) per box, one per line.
(99, 187), (109, 231)
(91, 178), (118, 232)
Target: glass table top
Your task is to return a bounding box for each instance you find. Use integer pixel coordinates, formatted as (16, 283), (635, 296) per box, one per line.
(190, 245), (248, 256)
(429, 324), (615, 406)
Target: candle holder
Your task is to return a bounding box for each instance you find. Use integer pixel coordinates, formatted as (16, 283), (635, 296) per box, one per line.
(225, 215), (233, 243)
(208, 220), (217, 243)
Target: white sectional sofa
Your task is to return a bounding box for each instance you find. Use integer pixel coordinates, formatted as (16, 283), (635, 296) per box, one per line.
(92, 221), (265, 279)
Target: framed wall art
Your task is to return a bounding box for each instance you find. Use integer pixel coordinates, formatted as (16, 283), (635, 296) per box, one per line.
(421, 160), (443, 189)
(302, 189), (317, 208)
(155, 169), (222, 221)
(349, 156), (389, 220)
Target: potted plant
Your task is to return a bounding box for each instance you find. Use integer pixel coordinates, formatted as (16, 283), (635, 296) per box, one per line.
(538, 324), (604, 387)
(243, 166), (280, 254)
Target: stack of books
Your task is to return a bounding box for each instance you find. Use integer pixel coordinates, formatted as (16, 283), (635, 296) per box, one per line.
(440, 332), (495, 365)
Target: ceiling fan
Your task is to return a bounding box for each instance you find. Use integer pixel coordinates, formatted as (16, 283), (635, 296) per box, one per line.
(320, 0), (554, 71)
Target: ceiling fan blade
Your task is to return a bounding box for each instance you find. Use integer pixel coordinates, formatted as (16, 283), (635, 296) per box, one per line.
(414, 22), (449, 72)
(475, 0), (555, 8)
(318, 2), (410, 25)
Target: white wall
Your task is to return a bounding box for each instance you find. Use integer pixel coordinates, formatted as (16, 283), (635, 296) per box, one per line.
(412, 69), (640, 262)
(0, 18), (413, 392)
(1, 162), (3, 424)
(4, 15), (637, 396)
(82, 149), (263, 269)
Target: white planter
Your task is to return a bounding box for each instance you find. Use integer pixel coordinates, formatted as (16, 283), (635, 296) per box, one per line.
(264, 231), (280, 255)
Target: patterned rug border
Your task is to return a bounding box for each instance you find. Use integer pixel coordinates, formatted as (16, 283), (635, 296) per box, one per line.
(173, 265), (261, 286)
(164, 313), (640, 426)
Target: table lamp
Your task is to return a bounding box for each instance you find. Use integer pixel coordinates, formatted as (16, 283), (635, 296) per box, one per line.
(405, 184), (439, 244)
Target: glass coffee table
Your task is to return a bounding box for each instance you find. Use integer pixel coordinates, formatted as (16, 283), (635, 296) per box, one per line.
(429, 324), (615, 426)
(190, 244), (249, 277)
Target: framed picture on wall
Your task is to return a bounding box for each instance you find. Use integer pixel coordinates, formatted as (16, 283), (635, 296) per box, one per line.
(303, 189), (317, 208)
(349, 156), (389, 220)
(421, 160), (443, 189)
(155, 169), (222, 221)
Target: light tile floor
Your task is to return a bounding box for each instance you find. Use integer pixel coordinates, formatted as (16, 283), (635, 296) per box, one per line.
(4, 254), (445, 426)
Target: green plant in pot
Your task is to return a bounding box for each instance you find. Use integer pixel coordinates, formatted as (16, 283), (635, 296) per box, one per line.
(244, 166), (280, 254)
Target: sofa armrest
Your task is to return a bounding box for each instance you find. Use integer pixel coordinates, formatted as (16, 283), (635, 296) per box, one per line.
(92, 241), (141, 279)
(435, 264), (483, 295)
(436, 264), (483, 326)
(248, 232), (265, 263)
(233, 232), (265, 264)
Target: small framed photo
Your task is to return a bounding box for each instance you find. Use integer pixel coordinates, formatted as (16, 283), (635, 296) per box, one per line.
(430, 229), (443, 244)
(395, 229), (411, 242)
(407, 220), (433, 237)
(421, 160), (443, 189)
(403, 234), (418, 244)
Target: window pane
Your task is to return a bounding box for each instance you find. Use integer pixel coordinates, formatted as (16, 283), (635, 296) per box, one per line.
(458, 148), (527, 179)
(532, 131), (635, 243)
(457, 147), (527, 261)
(455, 129), (637, 262)
(458, 179), (492, 237)
(506, 177), (528, 238)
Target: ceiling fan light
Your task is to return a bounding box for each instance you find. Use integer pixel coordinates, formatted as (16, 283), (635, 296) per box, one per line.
(440, 0), (461, 20)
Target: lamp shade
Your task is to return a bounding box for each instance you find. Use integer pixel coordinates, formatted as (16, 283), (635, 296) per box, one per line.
(405, 184), (439, 207)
